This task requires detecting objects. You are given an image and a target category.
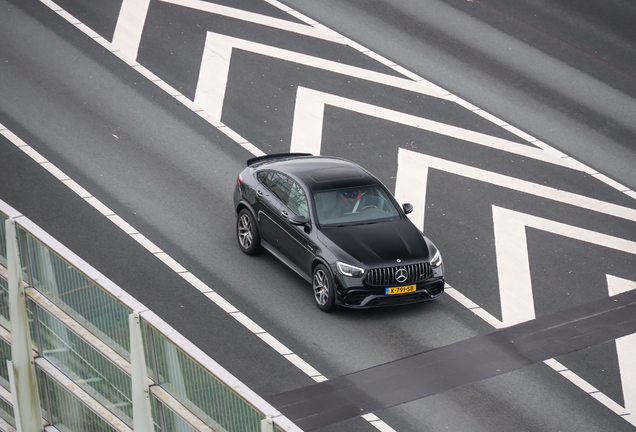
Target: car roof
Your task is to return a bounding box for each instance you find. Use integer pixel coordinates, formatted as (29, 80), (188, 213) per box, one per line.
(256, 156), (379, 191)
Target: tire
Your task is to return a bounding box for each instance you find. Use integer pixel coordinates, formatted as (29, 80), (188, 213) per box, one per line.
(313, 264), (336, 312)
(236, 209), (260, 255)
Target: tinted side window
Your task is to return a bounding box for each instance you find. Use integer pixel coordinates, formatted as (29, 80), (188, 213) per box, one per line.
(287, 182), (309, 218)
(260, 171), (291, 203)
(257, 171), (269, 184)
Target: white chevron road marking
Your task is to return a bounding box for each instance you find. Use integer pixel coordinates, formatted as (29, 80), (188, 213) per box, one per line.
(608, 275), (636, 418)
(395, 148), (636, 425)
(491, 206), (636, 326)
(289, 87), (578, 168)
(195, 32), (449, 121)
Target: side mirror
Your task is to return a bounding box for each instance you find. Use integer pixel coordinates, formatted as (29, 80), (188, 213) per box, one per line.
(402, 203), (413, 215)
(289, 215), (308, 226)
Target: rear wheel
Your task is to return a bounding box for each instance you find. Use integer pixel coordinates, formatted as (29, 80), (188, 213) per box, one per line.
(313, 264), (336, 312)
(237, 209), (260, 255)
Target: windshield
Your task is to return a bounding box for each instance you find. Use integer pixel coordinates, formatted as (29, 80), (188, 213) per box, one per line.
(313, 185), (401, 226)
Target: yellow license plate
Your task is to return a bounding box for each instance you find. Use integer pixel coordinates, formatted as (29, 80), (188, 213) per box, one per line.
(386, 285), (416, 295)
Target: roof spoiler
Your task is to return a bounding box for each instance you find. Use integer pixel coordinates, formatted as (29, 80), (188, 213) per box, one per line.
(246, 153), (313, 167)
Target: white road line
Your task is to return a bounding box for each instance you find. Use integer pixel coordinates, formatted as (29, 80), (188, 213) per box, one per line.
(194, 32), (449, 122)
(113, 0), (151, 59)
(444, 286), (503, 329)
(290, 87), (325, 155)
(492, 205), (636, 326)
(289, 87), (576, 168)
(361, 414), (401, 432)
(607, 275), (636, 418)
(161, 0), (341, 42)
(592, 172), (632, 193)
(395, 149), (636, 233)
(114, 0), (342, 62)
(491, 207), (534, 326)
(284, 353), (324, 380)
(180, 272), (212, 293)
(106, 214), (138, 235)
(155, 252), (188, 273)
(196, 32), (234, 121)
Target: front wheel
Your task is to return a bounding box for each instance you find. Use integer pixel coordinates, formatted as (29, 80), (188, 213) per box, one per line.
(313, 264), (336, 312)
(237, 209), (260, 255)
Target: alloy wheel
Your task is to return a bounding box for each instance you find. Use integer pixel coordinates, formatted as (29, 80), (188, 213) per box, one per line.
(238, 213), (252, 250)
(313, 269), (329, 306)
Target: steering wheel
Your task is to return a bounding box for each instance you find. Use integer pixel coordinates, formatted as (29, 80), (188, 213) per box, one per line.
(367, 196), (390, 211)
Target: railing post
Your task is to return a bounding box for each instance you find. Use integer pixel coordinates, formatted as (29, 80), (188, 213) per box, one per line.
(130, 312), (154, 432)
(146, 324), (166, 431)
(6, 218), (42, 432)
(261, 416), (275, 432)
(27, 299), (52, 425)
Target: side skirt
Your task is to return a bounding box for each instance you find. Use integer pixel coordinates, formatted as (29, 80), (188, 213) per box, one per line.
(261, 240), (312, 284)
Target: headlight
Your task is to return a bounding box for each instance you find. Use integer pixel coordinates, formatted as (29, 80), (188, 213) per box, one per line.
(336, 261), (366, 277)
(430, 250), (442, 268)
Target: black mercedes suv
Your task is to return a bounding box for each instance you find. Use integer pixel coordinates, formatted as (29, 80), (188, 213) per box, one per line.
(233, 153), (444, 311)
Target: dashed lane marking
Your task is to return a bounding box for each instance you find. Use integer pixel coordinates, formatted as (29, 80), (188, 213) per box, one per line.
(0, 122), (329, 429)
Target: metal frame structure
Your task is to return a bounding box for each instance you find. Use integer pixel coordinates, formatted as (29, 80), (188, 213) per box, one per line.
(0, 198), (301, 432)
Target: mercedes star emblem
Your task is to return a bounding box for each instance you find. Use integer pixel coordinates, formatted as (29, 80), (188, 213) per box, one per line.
(395, 268), (408, 283)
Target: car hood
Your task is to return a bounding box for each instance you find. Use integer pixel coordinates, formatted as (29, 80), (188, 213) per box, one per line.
(319, 218), (432, 267)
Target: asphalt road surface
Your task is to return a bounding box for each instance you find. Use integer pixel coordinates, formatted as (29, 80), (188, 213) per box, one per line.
(1, 0), (636, 431)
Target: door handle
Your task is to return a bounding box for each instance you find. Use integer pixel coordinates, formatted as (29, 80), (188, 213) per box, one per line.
(280, 210), (289, 218)
(256, 190), (265, 197)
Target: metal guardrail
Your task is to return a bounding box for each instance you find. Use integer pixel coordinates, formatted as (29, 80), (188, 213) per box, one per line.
(0, 199), (301, 432)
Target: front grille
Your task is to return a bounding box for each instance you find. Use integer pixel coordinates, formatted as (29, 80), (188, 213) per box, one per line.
(365, 262), (431, 286)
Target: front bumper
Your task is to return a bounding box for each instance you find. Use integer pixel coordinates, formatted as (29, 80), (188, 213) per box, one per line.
(334, 272), (445, 308)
